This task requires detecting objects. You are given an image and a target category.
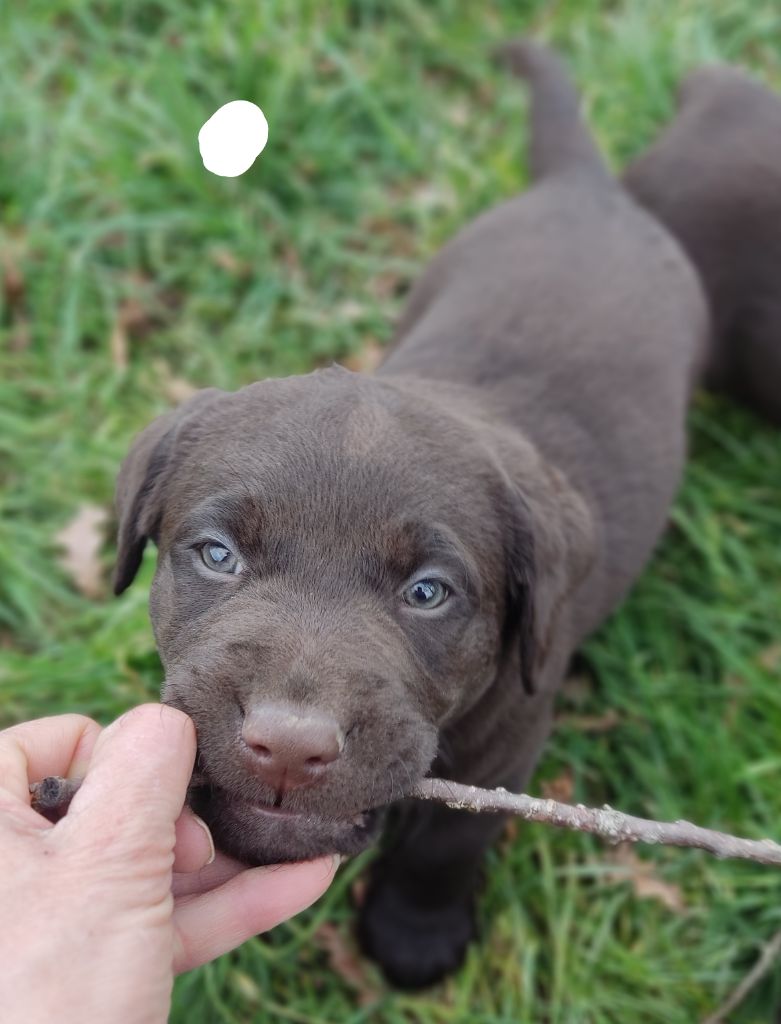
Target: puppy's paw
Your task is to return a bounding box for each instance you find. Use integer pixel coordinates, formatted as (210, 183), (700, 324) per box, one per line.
(357, 877), (476, 989)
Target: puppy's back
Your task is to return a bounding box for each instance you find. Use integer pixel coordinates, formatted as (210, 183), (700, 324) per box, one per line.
(383, 41), (708, 629)
(625, 66), (781, 423)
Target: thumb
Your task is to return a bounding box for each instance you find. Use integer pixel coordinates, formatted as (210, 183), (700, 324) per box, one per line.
(64, 704), (196, 853)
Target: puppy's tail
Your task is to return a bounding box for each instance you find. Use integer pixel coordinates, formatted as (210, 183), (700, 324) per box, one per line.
(495, 39), (611, 184)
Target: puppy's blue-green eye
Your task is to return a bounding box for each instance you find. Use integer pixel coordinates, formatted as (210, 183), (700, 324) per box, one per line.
(402, 579), (449, 610)
(200, 542), (239, 574)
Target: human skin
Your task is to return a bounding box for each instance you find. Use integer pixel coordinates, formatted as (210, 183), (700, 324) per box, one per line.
(0, 704), (337, 1024)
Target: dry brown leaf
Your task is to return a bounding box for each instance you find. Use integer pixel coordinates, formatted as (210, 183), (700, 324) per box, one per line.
(561, 672), (595, 707)
(504, 818), (520, 841)
(314, 54), (339, 75)
(110, 321), (129, 371)
(149, 359), (199, 405)
(313, 922), (380, 1006)
(9, 320), (32, 353)
(209, 246), (251, 276)
(1, 247), (25, 310)
(164, 377), (199, 405)
(541, 768), (575, 803)
(279, 242), (303, 275)
(336, 299), (369, 323)
(498, 815), (520, 854)
(724, 672), (749, 727)
(2, 237), (31, 351)
(758, 643), (781, 673)
(231, 969), (261, 1004)
(725, 672), (747, 690)
(98, 231), (127, 251)
(357, 216), (418, 258)
(350, 875), (368, 910)
(119, 294), (151, 334)
(409, 182), (457, 213)
(604, 843), (685, 913)
(55, 504), (110, 599)
(723, 514), (751, 537)
(109, 291), (159, 370)
(447, 100), (470, 126)
(557, 708), (620, 733)
(342, 339), (385, 374)
(369, 269), (406, 303)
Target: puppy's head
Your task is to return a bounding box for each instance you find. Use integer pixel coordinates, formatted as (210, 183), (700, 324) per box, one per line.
(114, 368), (590, 863)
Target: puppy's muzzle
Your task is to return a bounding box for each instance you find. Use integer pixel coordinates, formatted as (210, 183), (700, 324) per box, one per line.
(239, 700), (344, 801)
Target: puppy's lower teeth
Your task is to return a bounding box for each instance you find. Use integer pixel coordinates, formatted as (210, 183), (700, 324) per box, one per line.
(352, 812), (367, 826)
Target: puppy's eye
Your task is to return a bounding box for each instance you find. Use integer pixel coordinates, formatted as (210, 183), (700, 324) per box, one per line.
(200, 542), (240, 574)
(402, 579), (449, 610)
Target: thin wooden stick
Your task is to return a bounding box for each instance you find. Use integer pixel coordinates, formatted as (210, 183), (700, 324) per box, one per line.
(30, 773), (781, 869)
(28, 772), (206, 822)
(29, 776), (82, 822)
(411, 778), (781, 867)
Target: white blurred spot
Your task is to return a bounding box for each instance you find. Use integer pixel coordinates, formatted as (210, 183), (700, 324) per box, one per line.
(198, 100), (269, 178)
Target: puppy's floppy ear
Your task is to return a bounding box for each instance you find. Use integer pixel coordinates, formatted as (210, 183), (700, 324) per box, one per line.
(500, 453), (595, 697)
(502, 493), (538, 696)
(113, 389), (221, 595)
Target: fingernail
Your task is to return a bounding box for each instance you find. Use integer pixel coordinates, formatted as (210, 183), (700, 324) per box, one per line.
(192, 813), (215, 865)
(332, 854), (344, 870)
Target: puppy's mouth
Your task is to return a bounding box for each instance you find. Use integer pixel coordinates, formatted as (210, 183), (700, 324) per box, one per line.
(188, 781), (384, 865)
(243, 797), (375, 829)
(244, 801), (302, 820)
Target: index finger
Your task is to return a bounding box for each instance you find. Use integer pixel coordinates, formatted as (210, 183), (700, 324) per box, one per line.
(0, 714), (101, 804)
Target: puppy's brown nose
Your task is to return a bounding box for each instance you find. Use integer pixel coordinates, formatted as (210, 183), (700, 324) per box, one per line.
(240, 701), (343, 795)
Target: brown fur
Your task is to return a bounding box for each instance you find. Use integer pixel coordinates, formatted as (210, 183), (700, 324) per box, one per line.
(625, 64), (781, 423)
(114, 41), (708, 987)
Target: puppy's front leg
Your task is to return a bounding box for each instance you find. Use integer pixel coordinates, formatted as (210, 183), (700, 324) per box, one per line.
(357, 798), (509, 989)
(359, 691), (555, 989)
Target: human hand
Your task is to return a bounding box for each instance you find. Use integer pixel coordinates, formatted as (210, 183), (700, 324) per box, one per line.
(0, 704), (338, 1024)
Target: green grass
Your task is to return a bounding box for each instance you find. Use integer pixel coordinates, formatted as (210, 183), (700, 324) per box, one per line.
(2, 1), (781, 1021)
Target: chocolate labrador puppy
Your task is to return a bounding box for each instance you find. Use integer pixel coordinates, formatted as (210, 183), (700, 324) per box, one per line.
(114, 41), (707, 987)
(625, 64), (781, 424)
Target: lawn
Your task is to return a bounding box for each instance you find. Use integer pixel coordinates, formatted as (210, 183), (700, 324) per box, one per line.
(2, 1), (781, 1021)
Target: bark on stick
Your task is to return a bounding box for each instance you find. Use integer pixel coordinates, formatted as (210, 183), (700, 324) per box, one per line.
(411, 778), (781, 867)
